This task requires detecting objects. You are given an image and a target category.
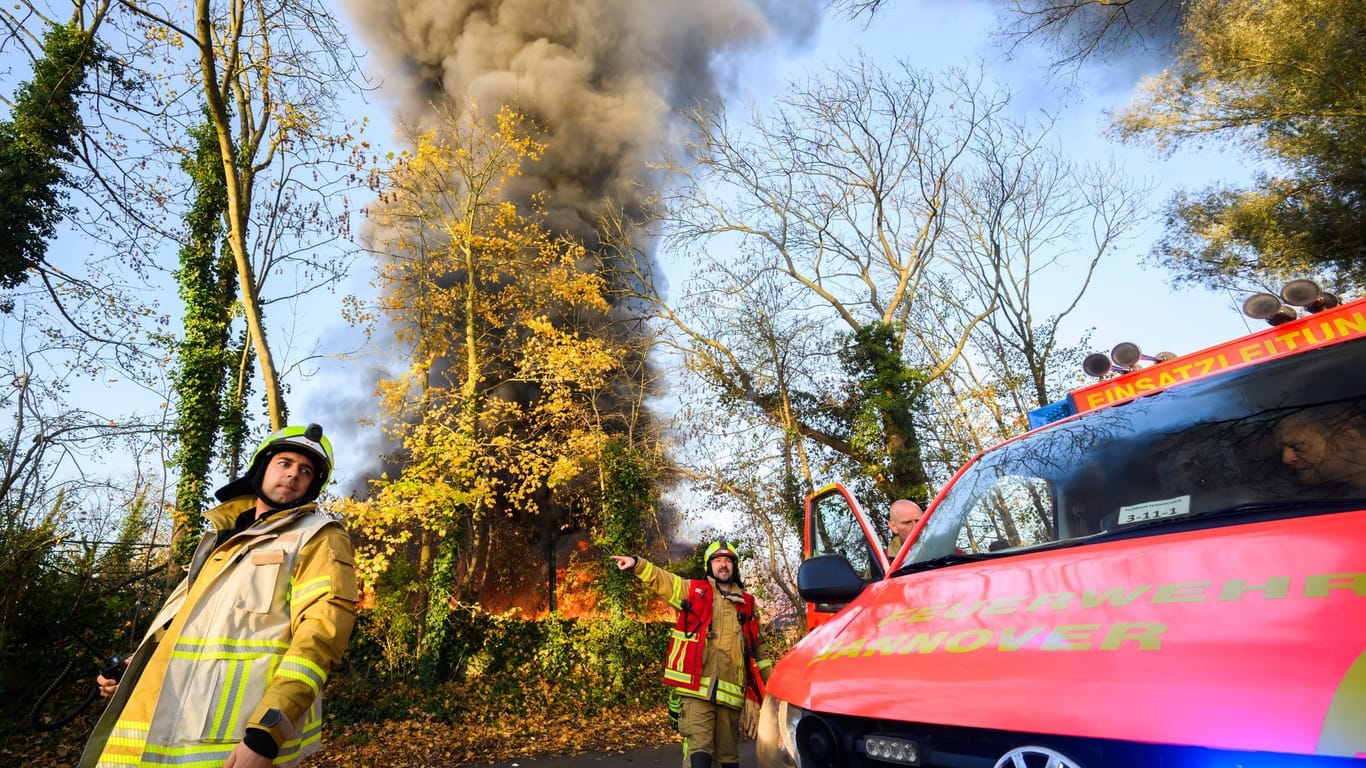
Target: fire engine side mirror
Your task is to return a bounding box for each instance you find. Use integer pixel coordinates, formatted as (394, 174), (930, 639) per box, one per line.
(797, 553), (869, 604)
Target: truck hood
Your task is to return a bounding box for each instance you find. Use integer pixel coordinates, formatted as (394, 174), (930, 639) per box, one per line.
(769, 511), (1366, 758)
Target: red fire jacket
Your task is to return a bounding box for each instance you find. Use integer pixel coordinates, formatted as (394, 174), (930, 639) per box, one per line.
(635, 559), (768, 707)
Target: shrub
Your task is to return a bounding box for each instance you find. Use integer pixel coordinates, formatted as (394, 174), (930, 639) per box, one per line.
(328, 608), (669, 727)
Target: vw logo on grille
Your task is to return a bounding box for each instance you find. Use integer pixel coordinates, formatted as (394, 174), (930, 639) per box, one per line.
(993, 745), (1084, 768)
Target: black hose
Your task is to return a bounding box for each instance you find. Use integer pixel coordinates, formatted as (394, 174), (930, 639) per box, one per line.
(28, 653), (101, 732)
(26, 556), (166, 733)
(28, 624), (125, 733)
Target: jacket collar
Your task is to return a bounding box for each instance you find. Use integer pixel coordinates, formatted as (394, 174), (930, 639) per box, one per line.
(707, 575), (746, 603)
(206, 495), (315, 534)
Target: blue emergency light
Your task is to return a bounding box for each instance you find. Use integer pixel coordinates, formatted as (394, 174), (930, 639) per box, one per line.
(1027, 398), (1076, 429)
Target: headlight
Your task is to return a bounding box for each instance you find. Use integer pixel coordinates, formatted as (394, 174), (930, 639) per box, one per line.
(756, 693), (804, 768)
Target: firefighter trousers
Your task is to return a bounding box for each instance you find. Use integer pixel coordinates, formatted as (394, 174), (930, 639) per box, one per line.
(679, 696), (740, 765)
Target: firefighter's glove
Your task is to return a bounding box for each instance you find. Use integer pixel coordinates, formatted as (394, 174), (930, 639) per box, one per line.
(740, 698), (760, 740)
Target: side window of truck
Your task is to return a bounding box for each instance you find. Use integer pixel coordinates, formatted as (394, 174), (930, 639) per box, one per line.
(954, 474), (1056, 553)
(809, 490), (883, 579)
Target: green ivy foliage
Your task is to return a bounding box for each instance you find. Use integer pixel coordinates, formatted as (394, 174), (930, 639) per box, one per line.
(219, 333), (254, 477)
(0, 23), (108, 311)
(169, 115), (238, 567)
(839, 321), (931, 504)
(596, 439), (658, 616)
(416, 543), (459, 679)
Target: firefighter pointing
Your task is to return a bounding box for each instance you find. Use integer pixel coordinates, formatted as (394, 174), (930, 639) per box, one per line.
(611, 542), (771, 768)
(81, 424), (359, 768)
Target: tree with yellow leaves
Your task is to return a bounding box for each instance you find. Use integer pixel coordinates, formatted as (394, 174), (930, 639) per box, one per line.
(1113, 0), (1366, 291)
(347, 103), (647, 671)
(996, 0), (1366, 291)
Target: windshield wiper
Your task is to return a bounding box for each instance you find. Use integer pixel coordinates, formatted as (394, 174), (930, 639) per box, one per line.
(893, 551), (998, 575)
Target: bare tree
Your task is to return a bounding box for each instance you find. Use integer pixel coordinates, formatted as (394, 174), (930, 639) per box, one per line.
(631, 59), (1009, 505)
(945, 135), (1147, 401)
(0, 311), (173, 548)
(111, 0), (370, 431)
(995, 0), (1183, 74)
(605, 57), (1144, 626)
(916, 118), (1148, 484)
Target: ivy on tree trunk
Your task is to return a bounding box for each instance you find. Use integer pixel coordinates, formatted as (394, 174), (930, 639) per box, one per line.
(0, 23), (106, 311)
(168, 115), (240, 571)
(840, 321), (931, 504)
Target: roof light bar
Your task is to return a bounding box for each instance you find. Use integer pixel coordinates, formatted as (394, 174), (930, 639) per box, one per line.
(1028, 398), (1077, 429)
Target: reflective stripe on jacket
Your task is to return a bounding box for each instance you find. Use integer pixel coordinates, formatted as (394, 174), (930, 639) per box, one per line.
(634, 559), (761, 710)
(81, 497), (359, 767)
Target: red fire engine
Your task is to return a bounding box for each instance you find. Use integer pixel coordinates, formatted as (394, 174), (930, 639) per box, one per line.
(758, 284), (1366, 767)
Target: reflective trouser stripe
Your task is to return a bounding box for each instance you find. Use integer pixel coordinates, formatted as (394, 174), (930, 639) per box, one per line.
(715, 677), (745, 708)
(673, 675), (746, 708)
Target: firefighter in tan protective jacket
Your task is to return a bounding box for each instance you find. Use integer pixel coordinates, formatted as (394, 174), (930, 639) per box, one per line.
(82, 424), (359, 768)
(611, 542), (772, 768)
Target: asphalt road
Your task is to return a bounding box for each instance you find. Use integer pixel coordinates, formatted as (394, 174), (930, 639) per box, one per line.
(472, 741), (756, 767)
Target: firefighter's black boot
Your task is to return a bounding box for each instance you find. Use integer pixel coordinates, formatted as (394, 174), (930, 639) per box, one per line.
(689, 752), (713, 768)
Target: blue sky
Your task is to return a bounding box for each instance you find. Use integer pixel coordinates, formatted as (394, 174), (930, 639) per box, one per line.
(787, 1), (1265, 359)
(302, 0), (1276, 497)
(0, 0), (1280, 510)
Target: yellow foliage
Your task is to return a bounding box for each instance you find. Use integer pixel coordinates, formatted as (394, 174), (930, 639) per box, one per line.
(351, 101), (640, 602)
(145, 25), (184, 48)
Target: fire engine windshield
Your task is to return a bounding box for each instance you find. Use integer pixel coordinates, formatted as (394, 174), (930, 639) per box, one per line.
(903, 339), (1366, 566)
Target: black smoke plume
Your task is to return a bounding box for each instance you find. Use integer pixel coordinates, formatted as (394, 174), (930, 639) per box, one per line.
(338, 0), (818, 610)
